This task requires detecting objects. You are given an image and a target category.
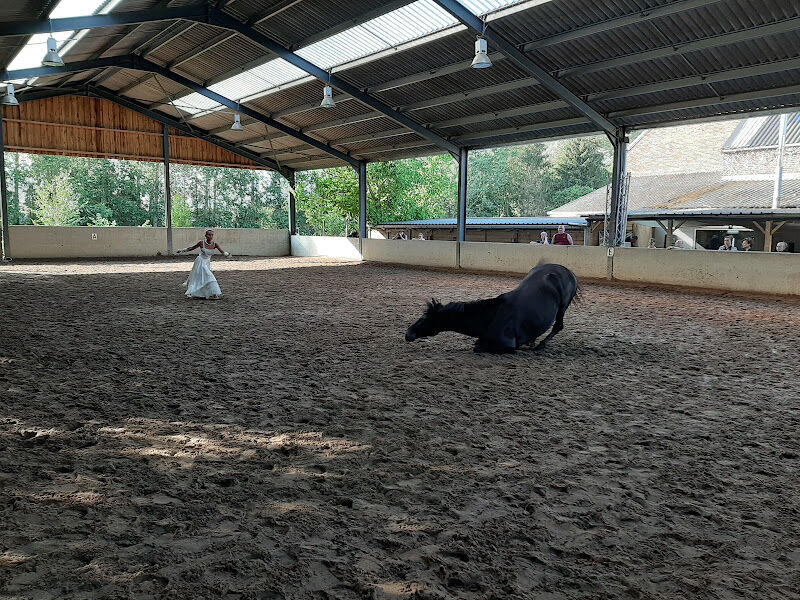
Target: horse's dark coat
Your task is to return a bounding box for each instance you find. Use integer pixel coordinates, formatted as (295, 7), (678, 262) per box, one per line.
(405, 263), (579, 353)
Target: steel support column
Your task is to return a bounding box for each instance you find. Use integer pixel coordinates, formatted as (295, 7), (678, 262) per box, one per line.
(286, 170), (297, 236)
(163, 123), (173, 254)
(607, 128), (628, 247)
(0, 113), (9, 260)
(457, 147), (468, 243)
(358, 161), (367, 239)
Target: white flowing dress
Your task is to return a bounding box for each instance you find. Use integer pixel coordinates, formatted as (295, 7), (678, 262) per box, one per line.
(183, 243), (222, 298)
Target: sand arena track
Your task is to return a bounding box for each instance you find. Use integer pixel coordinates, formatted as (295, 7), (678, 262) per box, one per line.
(1, 257), (799, 600)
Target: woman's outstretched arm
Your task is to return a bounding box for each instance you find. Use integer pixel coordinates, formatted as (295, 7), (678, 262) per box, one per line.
(176, 241), (202, 253)
(215, 243), (231, 257)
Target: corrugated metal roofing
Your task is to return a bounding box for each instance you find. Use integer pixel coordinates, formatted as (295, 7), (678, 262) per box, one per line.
(377, 216), (588, 227)
(4, 0), (800, 171)
(724, 112), (800, 150)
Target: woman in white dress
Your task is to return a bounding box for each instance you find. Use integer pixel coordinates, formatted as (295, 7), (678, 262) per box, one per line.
(176, 230), (230, 299)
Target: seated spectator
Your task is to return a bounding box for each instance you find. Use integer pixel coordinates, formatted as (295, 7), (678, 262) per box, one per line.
(347, 230), (358, 238)
(647, 238), (657, 249)
(531, 231), (549, 245)
(718, 236), (737, 251)
(414, 233), (425, 241)
(668, 239), (688, 249)
(741, 238), (754, 251)
(551, 225), (574, 246)
(776, 241), (789, 252)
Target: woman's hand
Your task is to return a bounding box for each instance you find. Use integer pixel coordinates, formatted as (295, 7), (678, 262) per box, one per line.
(224, 251), (232, 258)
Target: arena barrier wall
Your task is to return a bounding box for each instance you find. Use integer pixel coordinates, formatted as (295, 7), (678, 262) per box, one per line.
(611, 246), (800, 296)
(290, 235), (362, 260)
(291, 237), (799, 296)
(459, 242), (610, 279)
(7, 226), (289, 259)
(361, 238), (459, 268)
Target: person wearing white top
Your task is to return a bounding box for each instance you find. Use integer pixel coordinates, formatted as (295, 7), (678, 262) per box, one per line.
(718, 236), (737, 251)
(176, 229), (231, 299)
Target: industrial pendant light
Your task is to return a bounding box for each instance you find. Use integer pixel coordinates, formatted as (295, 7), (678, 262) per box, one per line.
(320, 85), (336, 109)
(1, 83), (19, 106)
(320, 69), (335, 109)
(471, 18), (491, 69)
(231, 111), (244, 131)
(471, 37), (492, 68)
(42, 36), (65, 67)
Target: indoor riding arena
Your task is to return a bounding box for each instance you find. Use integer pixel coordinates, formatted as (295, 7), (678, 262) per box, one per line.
(1, 256), (799, 599)
(2, 0), (800, 598)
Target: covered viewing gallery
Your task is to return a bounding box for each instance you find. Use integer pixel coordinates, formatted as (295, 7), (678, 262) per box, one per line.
(1, 0), (799, 598)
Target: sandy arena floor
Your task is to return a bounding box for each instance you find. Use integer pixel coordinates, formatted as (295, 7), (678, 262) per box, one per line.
(1, 257), (798, 600)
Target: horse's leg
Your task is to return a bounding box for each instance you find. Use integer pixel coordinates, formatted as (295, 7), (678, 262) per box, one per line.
(474, 336), (517, 354)
(534, 307), (565, 351)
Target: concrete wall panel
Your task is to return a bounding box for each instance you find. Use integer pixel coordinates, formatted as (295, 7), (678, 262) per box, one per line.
(612, 247), (800, 295)
(361, 239), (458, 268)
(291, 235), (362, 260)
(8, 226), (289, 259)
(459, 242), (610, 279)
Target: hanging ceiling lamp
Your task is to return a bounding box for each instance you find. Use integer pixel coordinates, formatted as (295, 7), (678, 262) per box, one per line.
(471, 36), (492, 68)
(42, 36), (65, 67)
(320, 85), (336, 109)
(231, 112), (244, 131)
(1, 83), (19, 106)
(320, 69), (335, 109)
(471, 18), (491, 69)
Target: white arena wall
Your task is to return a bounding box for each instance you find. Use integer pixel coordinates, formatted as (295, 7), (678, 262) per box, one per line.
(291, 236), (800, 296)
(8, 226), (290, 258)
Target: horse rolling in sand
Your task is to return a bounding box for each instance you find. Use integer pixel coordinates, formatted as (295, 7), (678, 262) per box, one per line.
(405, 263), (579, 353)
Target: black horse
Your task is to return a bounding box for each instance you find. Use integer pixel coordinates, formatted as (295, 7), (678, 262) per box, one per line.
(405, 263), (579, 353)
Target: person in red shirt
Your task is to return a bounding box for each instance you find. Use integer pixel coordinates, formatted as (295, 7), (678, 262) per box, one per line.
(551, 225), (574, 246)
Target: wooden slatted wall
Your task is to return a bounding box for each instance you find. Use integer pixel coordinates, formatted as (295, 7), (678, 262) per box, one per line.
(1, 95), (264, 169)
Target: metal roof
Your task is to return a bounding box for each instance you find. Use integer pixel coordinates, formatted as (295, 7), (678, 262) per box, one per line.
(723, 112), (800, 150)
(2, 0), (800, 172)
(377, 216), (588, 227)
(578, 208), (800, 221)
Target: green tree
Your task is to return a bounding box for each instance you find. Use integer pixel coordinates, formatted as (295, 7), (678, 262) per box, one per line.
(552, 138), (608, 190)
(468, 144), (554, 216)
(31, 175), (80, 225)
(171, 193), (194, 227)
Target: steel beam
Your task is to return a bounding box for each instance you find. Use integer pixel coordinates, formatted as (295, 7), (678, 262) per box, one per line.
(3, 57), (352, 168)
(607, 128), (628, 247)
(432, 0), (615, 136)
(286, 169), (297, 235)
(131, 56), (359, 167)
(16, 86), (84, 102)
(358, 161), (367, 238)
(163, 123), (172, 252)
(0, 112), (9, 259)
(560, 16), (800, 79)
(0, 6), (208, 37)
(522, 0), (722, 53)
(201, 9), (460, 156)
(87, 85), (285, 173)
(456, 147), (468, 243)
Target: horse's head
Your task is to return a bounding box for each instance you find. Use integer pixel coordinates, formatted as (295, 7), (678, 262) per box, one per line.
(405, 298), (442, 342)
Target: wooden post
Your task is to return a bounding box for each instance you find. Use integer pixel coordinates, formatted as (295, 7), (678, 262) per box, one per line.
(667, 218), (674, 247)
(764, 220), (773, 252)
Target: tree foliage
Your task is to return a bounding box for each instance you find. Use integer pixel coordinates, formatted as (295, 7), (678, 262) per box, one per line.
(31, 175), (80, 226)
(2, 135), (609, 234)
(3, 154), (288, 228)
